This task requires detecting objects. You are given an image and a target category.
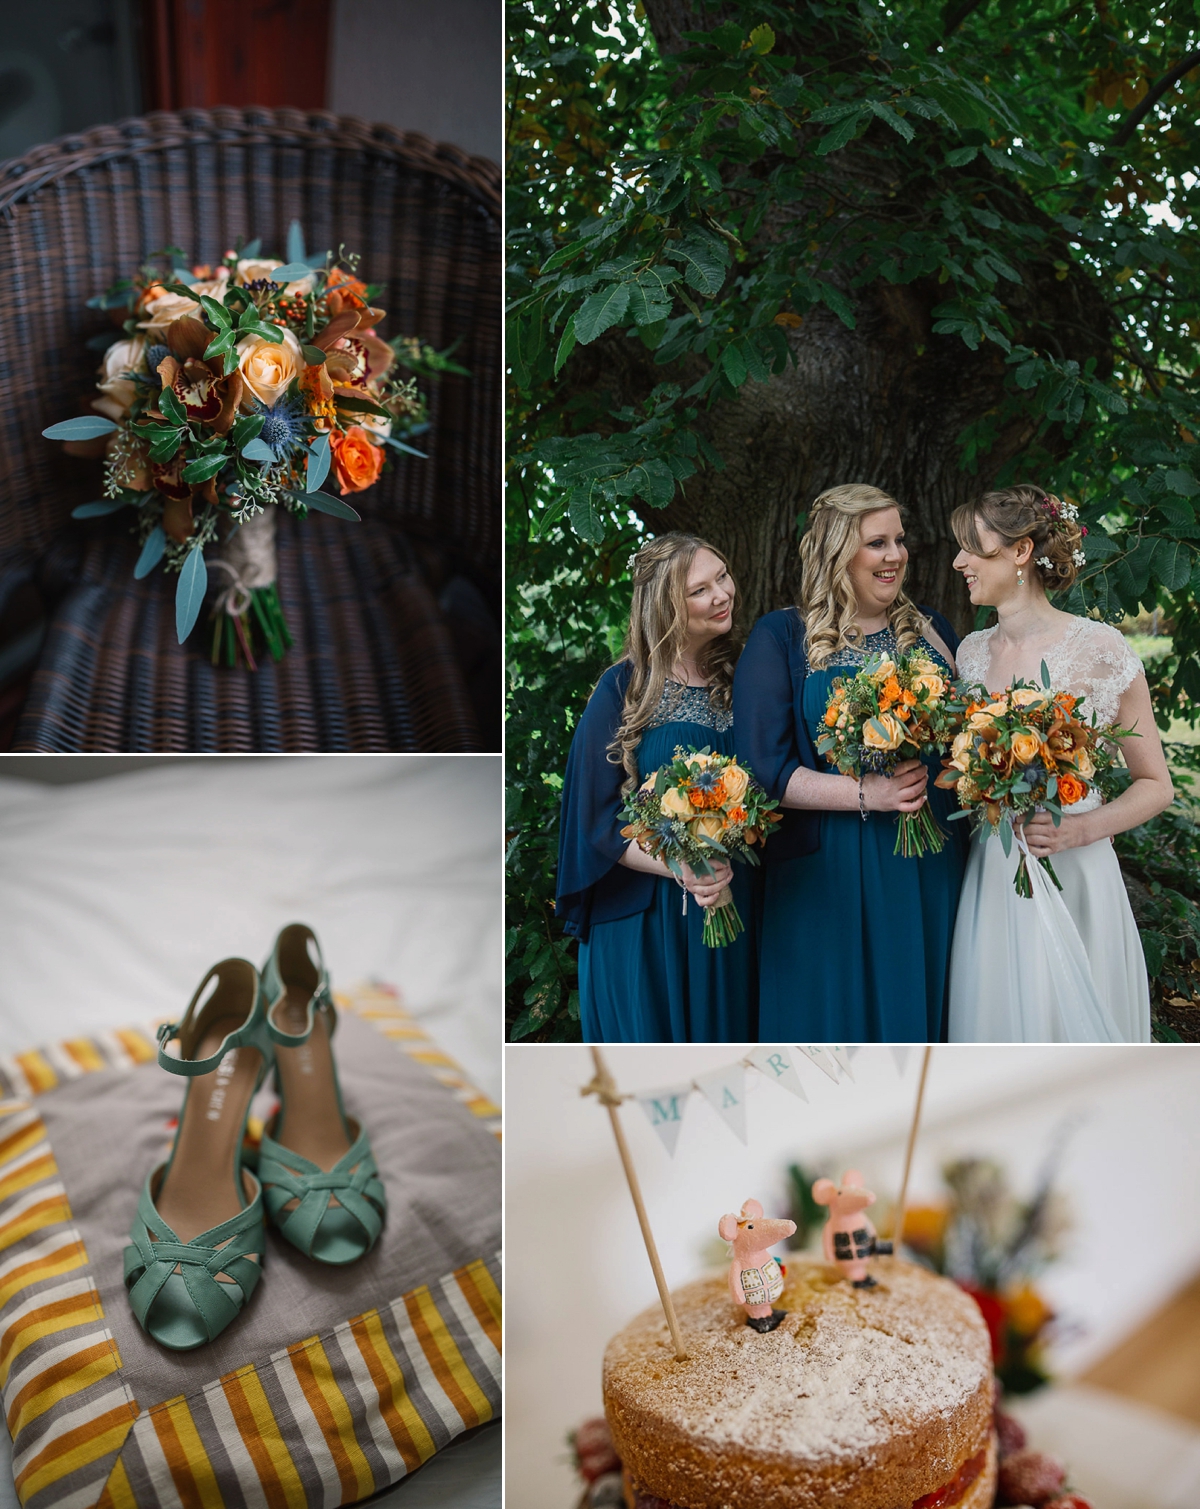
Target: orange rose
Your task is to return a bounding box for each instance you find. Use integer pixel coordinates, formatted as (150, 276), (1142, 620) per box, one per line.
(1057, 774), (1086, 806)
(824, 705), (839, 727)
(1010, 731), (1042, 764)
(330, 425), (385, 494)
(728, 806), (747, 823)
(882, 676), (902, 703)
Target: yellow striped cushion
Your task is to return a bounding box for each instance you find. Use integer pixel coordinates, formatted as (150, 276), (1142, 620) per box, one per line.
(0, 984), (501, 1509)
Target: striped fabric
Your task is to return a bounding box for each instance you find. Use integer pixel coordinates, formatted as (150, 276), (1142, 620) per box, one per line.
(0, 1102), (139, 1509)
(96, 1254), (501, 1509)
(0, 986), (501, 1509)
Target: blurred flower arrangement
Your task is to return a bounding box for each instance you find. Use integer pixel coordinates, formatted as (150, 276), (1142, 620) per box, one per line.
(789, 1150), (1072, 1397)
(43, 224), (465, 667)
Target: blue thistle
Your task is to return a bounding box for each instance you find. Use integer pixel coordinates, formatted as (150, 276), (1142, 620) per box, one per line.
(145, 343), (170, 386)
(255, 393), (306, 458)
(692, 768), (723, 793)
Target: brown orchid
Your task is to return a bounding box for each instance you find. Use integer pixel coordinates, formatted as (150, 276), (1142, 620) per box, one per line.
(151, 316), (244, 435)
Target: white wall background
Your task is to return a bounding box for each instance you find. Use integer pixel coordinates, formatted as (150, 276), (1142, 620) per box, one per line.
(327, 0), (501, 163)
(0, 755), (501, 1103)
(506, 1043), (1200, 1509)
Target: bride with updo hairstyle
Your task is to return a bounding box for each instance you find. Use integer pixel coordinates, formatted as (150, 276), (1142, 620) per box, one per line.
(947, 483), (1174, 1042)
(733, 483), (966, 1042)
(555, 533), (757, 1042)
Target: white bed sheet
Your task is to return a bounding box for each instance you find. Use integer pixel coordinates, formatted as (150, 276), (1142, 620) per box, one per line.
(0, 755), (501, 1104)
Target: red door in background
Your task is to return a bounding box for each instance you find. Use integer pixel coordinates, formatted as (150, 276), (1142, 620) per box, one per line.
(143, 0), (332, 110)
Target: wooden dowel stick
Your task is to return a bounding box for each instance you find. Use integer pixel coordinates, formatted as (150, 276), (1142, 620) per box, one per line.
(892, 1044), (932, 1247)
(586, 1046), (688, 1360)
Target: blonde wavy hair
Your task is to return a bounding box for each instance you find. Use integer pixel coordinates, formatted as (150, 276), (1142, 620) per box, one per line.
(607, 533), (739, 789)
(798, 483), (929, 671)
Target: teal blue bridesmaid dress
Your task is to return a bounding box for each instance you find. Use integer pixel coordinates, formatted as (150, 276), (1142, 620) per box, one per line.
(756, 628), (965, 1041)
(564, 677), (757, 1043)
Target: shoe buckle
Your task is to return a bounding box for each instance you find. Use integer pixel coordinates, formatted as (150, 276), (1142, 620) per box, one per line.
(156, 1021), (178, 1046)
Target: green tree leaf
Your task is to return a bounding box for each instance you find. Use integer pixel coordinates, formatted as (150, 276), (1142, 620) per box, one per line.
(574, 282), (632, 343)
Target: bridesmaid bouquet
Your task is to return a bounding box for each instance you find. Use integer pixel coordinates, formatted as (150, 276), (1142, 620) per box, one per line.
(620, 747), (781, 947)
(817, 649), (965, 858)
(42, 224), (438, 667)
(934, 663), (1129, 897)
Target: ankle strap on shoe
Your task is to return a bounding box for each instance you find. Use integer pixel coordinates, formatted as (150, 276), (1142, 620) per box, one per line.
(158, 959), (271, 1076)
(263, 924), (338, 1046)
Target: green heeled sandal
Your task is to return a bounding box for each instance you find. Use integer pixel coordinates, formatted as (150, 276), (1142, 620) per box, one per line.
(124, 958), (273, 1351)
(257, 924), (386, 1264)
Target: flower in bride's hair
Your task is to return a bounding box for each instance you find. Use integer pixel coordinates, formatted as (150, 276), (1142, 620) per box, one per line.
(1057, 773), (1086, 806)
(862, 713), (905, 752)
(1011, 730), (1042, 764)
(1036, 555), (1054, 571)
(660, 786), (692, 820)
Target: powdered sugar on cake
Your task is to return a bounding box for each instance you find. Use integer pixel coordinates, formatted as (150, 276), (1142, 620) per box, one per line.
(604, 1262), (991, 1465)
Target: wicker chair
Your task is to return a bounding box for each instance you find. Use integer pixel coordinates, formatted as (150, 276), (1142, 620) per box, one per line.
(0, 108), (499, 752)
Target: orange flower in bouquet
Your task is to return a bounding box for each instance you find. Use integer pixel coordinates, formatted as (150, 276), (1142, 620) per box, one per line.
(620, 747), (781, 946)
(936, 662), (1132, 897)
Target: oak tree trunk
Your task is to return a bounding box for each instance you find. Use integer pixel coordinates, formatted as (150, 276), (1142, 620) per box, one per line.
(566, 0), (1115, 636)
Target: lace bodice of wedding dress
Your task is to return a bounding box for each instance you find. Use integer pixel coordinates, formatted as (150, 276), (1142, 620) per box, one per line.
(955, 617), (1144, 816)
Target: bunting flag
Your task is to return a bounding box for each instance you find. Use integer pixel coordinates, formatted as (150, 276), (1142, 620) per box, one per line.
(635, 1083), (693, 1155)
(618, 1045), (909, 1156)
(695, 1063), (749, 1143)
(747, 1045), (808, 1102)
(794, 1044), (840, 1082)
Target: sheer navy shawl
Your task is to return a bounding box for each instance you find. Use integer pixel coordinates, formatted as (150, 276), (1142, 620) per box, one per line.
(731, 606), (961, 864)
(555, 663), (656, 941)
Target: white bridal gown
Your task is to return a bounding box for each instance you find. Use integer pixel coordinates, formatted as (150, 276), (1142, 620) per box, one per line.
(948, 617), (1151, 1043)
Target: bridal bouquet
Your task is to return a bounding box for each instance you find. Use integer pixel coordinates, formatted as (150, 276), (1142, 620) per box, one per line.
(934, 664), (1129, 897)
(42, 224), (440, 667)
(619, 747), (781, 946)
(817, 648), (965, 857)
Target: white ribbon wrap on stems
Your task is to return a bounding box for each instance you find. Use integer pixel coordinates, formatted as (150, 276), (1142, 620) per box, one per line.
(210, 508), (277, 617)
(1014, 828), (1118, 1042)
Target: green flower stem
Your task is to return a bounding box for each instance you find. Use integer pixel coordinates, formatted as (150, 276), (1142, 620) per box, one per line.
(894, 803), (947, 859)
(701, 893), (745, 949)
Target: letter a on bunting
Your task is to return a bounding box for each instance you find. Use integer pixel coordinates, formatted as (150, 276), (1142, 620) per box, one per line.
(695, 1063), (748, 1143)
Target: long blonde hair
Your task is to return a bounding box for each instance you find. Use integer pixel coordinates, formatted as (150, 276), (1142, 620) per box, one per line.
(798, 483), (929, 671)
(608, 533), (739, 788)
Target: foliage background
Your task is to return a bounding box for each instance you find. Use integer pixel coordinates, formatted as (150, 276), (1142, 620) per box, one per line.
(507, 0), (1200, 1042)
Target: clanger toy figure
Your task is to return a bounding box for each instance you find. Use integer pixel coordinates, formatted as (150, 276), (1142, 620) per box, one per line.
(718, 1198), (797, 1332)
(812, 1169), (893, 1288)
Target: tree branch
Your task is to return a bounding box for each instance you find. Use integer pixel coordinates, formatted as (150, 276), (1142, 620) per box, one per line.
(940, 0), (988, 40)
(1109, 50), (1200, 151)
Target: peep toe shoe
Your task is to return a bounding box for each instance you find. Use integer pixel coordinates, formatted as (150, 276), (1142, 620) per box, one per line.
(256, 923), (386, 1264)
(124, 958), (273, 1351)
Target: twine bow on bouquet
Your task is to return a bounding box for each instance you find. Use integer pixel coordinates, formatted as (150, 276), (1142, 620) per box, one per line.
(44, 222), (461, 667)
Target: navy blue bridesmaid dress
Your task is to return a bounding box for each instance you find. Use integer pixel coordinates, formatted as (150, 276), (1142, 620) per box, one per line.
(556, 663), (757, 1043)
(732, 610), (965, 1042)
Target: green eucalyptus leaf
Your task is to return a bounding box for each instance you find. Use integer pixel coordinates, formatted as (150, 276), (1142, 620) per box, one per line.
(297, 490), (361, 521)
(42, 416), (118, 441)
(133, 524), (165, 579)
(175, 546), (208, 643)
(306, 432), (331, 492)
(71, 498), (128, 518)
(241, 438), (276, 464)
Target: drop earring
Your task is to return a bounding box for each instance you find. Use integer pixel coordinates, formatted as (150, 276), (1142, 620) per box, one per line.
(1016, 567), (1025, 587)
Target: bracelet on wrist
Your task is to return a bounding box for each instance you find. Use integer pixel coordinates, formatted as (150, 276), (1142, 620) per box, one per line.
(858, 776), (868, 821)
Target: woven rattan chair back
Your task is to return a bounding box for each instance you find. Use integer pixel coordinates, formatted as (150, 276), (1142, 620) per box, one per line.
(0, 107), (499, 589)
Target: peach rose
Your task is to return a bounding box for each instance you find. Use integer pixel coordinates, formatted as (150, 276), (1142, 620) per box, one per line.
(1010, 731), (1042, 764)
(721, 764), (749, 805)
(862, 713), (906, 752)
(236, 326), (304, 408)
(660, 787), (692, 820)
(138, 290), (200, 335)
(329, 424), (385, 494)
(912, 671), (945, 701)
(1074, 747), (1095, 779)
(235, 257), (316, 297)
(949, 729), (974, 772)
(93, 336), (147, 419)
(694, 812), (725, 841)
